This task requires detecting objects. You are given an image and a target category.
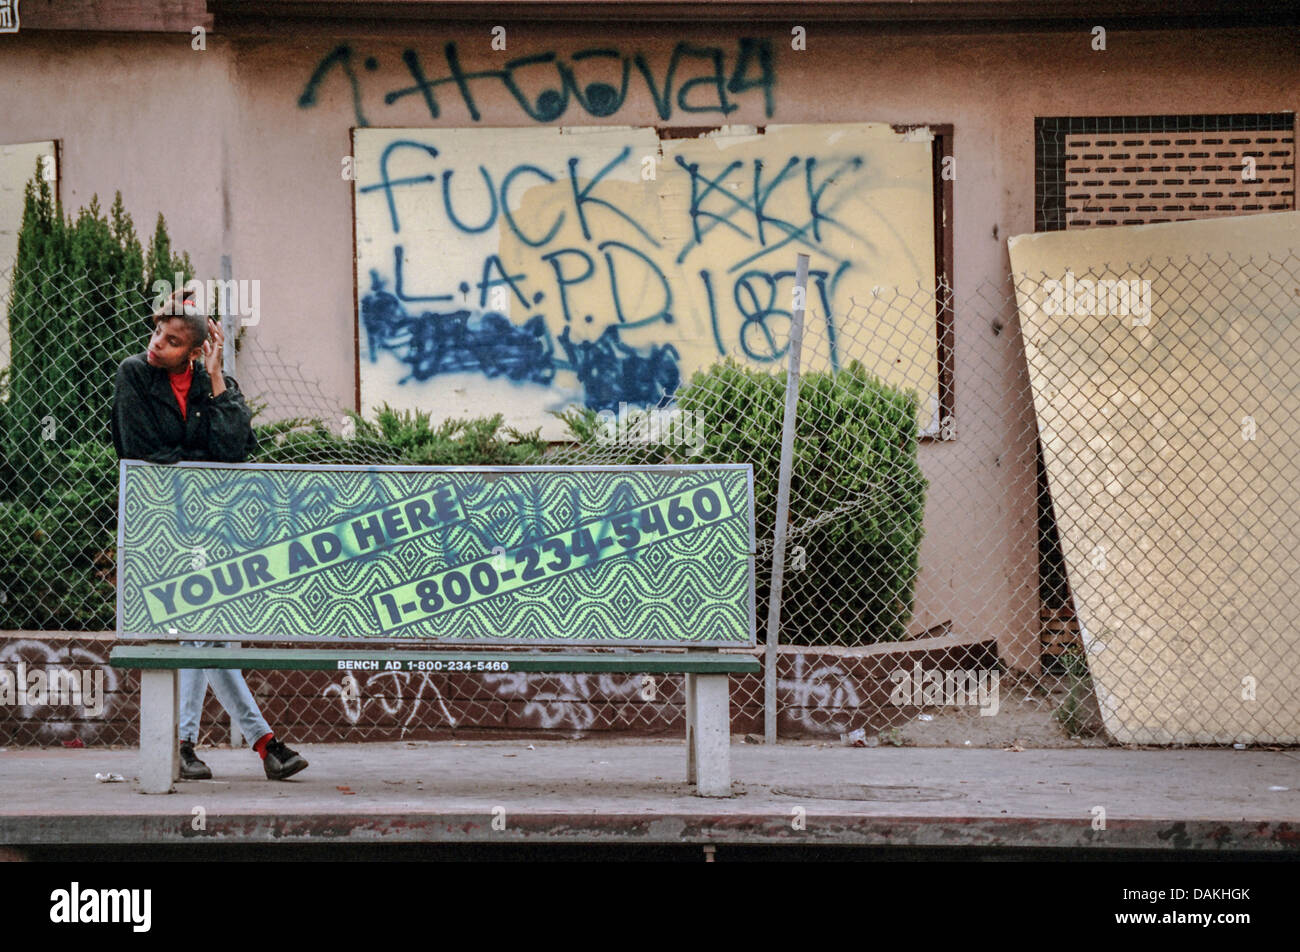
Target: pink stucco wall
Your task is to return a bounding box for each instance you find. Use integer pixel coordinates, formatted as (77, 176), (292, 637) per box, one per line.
(3, 22), (1295, 669)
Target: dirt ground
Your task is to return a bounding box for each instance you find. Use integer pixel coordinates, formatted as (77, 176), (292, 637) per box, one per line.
(830, 671), (1112, 750)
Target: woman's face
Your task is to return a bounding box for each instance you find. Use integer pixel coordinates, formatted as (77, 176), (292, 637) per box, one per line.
(145, 317), (201, 372)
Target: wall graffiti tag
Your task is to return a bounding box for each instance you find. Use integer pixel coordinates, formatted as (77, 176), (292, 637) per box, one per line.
(300, 39), (777, 127)
(354, 123), (939, 436)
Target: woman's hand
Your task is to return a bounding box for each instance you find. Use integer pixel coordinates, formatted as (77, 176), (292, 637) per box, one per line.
(203, 318), (226, 397)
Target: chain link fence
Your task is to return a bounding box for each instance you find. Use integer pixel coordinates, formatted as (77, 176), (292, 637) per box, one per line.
(3, 246), (1297, 747)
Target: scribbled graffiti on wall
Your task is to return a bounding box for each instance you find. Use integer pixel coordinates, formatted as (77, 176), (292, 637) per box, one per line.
(776, 652), (862, 734)
(1, 638), (997, 745)
(0, 639), (124, 746)
(360, 283), (681, 412)
(315, 654), (881, 737)
(354, 123), (938, 436)
(300, 39), (777, 127)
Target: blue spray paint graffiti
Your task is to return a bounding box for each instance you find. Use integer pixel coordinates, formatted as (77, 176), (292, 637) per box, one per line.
(300, 39), (776, 126)
(557, 326), (680, 413)
(362, 275), (555, 385)
(362, 273), (680, 410)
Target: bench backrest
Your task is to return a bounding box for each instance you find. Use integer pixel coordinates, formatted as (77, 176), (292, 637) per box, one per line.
(118, 462), (755, 648)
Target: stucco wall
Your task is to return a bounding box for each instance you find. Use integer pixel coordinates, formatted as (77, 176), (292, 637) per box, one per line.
(2, 23), (1296, 668)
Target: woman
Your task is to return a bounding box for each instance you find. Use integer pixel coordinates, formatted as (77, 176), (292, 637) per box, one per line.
(112, 286), (309, 781)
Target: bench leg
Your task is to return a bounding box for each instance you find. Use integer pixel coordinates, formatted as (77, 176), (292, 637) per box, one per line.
(172, 676), (181, 783)
(229, 642), (245, 747)
(139, 669), (177, 794)
(684, 673), (697, 784)
(692, 674), (732, 797)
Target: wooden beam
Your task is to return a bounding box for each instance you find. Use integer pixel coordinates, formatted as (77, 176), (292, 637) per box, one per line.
(206, 0), (1300, 26)
(17, 0), (211, 33)
(12, 0), (1300, 32)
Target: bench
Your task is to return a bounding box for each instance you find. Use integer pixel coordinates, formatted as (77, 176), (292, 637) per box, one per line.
(110, 461), (759, 797)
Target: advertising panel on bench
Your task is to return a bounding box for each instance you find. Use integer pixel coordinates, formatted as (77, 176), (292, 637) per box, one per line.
(117, 463), (755, 647)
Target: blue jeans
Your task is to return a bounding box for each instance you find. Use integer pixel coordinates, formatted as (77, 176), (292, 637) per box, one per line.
(178, 640), (271, 746)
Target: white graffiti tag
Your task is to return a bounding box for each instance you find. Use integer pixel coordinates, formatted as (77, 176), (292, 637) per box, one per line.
(777, 653), (861, 732)
(0, 639), (121, 741)
(324, 669), (457, 734)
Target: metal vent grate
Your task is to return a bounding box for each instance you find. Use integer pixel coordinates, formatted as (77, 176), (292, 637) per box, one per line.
(1033, 114), (1296, 670)
(1063, 130), (1295, 228)
(1037, 114), (1296, 231)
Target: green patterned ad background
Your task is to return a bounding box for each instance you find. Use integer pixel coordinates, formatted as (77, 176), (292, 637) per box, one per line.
(118, 463), (754, 646)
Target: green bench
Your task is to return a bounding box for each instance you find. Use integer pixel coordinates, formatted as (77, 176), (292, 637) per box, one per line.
(111, 462), (759, 796)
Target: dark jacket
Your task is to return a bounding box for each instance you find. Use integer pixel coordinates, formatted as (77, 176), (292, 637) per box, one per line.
(111, 352), (258, 463)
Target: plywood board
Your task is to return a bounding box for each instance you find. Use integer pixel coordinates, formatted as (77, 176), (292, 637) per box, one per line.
(353, 123), (936, 438)
(1009, 211), (1300, 744)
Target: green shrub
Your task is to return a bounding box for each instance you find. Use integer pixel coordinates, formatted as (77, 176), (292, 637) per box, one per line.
(1053, 647), (1100, 738)
(557, 359), (928, 645)
(0, 167), (197, 629)
(251, 406), (548, 466)
(1, 166), (197, 506)
(0, 440), (118, 630)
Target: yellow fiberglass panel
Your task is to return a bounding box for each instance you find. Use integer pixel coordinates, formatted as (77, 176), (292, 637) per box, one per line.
(1009, 211), (1300, 744)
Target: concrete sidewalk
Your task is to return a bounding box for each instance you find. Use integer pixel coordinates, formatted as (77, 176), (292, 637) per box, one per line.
(1, 739), (1297, 852)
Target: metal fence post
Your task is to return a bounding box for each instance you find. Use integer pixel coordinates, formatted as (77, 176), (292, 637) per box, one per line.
(220, 254), (236, 377)
(764, 253), (808, 744)
(221, 251), (239, 747)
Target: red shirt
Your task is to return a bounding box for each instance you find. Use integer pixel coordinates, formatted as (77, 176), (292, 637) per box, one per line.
(168, 363), (194, 420)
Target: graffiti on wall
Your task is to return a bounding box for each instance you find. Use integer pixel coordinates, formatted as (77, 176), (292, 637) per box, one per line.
(354, 123), (938, 436)
(300, 39), (777, 127)
(777, 652), (862, 733)
(322, 667), (679, 733)
(0, 640), (123, 744)
(324, 669), (459, 732)
(319, 658), (870, 736)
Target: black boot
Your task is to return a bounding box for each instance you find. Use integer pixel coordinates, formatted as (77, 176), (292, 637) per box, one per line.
(262, 738), (309, 780)
(179, 740), (212, 780)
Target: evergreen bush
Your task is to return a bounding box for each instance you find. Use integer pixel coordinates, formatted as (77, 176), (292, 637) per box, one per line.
(0, 164), (193, 628)
(557, 358), (928, 645)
